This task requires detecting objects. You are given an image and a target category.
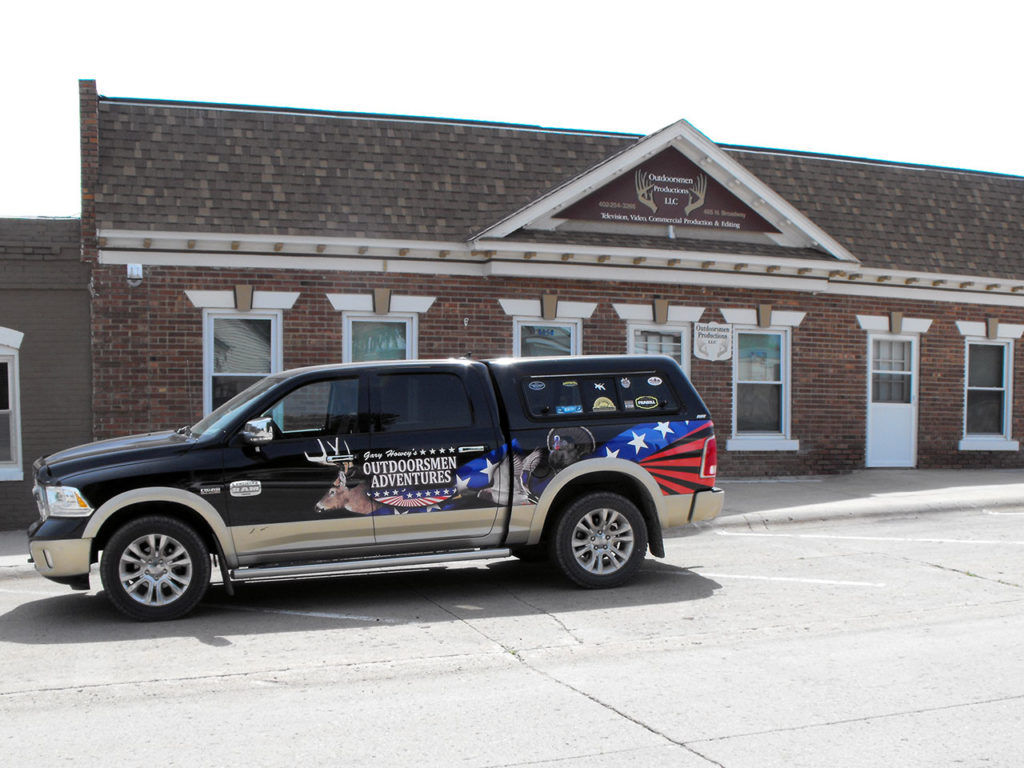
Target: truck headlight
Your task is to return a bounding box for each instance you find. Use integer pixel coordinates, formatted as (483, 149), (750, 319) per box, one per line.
(43, 486), (94, 518)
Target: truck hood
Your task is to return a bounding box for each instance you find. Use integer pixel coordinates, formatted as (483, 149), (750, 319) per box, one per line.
(36, 430), (194, 481)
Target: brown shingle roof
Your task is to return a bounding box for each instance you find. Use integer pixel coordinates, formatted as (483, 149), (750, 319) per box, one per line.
(725, 148), (1024, 280)
(95, 97), (1024, 280)
(96, 99), (637, 240)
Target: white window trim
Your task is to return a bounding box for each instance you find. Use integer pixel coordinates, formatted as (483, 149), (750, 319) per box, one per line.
(959, 338), (1018, 451)
(513, 317), (582, 357)
(626, 322), (691, 375)
(0, 328), (25, 481)
(343, 311), (419, 363)
(727, 326), (799, 452)
(202, 309), (283, 415)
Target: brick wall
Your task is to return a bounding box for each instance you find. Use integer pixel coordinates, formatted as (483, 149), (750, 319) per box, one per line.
(0, 218), (92, 529)
(89, 262), (1024, 479)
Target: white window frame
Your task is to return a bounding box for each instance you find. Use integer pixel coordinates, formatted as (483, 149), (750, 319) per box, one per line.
(960, 338), (1018, 451)
(513, 317), (582, 357)
(627, 322), (690, 374)
(0, 338), (23, 482)
(202, 309), (283, 415)
(343, 312), (418, 363)
(727, 326), (799, 452)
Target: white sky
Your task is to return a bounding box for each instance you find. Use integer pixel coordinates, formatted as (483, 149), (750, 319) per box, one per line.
(4, 0), (1022, 218)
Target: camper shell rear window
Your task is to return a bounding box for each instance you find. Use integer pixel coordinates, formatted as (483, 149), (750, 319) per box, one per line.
(522, 372), (680, 418)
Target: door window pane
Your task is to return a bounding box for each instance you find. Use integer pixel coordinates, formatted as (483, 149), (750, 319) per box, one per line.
(871, 340), (912, 404)
(872, 373), (912, 404)
(351, 320), (409, 361)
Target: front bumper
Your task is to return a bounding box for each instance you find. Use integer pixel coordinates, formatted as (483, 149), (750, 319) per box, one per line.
(28, 537), (92, 579)
(27, 517), (93, 581)
(690, 487), (724, 522)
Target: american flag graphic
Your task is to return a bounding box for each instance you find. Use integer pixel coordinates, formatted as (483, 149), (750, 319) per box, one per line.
(600, 421), (714, 495)
(372, 489), (456, 508)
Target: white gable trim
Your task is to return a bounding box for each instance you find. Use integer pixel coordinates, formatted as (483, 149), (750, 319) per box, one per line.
(612, 304), (705, 323)
(0, 327), (25, 350)
(955, 321), (1024, 340)
(720, 308), (806, 328)
(498, 298), (597, 319)
(185, 290), (300, 310)
(473, 120), (859, 263)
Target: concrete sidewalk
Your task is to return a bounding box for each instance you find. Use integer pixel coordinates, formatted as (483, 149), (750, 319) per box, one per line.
(2, 468), (1022, 565)
(714, 467), (1024, 529)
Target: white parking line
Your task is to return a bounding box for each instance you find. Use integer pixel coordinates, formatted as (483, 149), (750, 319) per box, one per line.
(717, 531), (1024, 545)
(698, 573), (886, 588)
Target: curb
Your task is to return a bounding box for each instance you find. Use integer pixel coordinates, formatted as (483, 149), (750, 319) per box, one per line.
(710, 487), (1024, 530)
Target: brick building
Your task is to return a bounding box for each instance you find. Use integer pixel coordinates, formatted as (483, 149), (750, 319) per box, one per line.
(0, 218), (92, 527)
(17, 78), (1023, 528)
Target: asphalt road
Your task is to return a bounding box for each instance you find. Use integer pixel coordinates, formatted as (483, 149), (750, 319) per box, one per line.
(1, 508), (1022, 767)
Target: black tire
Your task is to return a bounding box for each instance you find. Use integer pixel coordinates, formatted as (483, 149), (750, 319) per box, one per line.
(550, 492), (648, 589)
(100, 515), (211, 621)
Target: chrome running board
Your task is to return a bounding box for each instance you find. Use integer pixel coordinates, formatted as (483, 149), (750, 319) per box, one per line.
(230, 548), (512, 582)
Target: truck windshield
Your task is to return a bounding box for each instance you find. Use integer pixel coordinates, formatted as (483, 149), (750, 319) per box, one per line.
(189, 375), (285, 439)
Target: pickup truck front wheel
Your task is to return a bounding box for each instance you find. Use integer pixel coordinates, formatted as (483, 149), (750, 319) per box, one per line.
(100, 515), (211, 621)
(551, 492), (647, 588)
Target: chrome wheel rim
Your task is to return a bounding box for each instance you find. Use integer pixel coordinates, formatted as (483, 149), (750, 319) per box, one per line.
(571, 507), (635, 575)
(117, 533), (193, 606)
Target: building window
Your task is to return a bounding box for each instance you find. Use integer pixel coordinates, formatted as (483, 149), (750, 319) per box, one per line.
(728, 328), (798, 452)
(628, 323), (688, 372)
(344, 313), (417, 363)
(514, 319), (581, 357)
(960, 341), (1016, 450)
(0, 330), (23, 481)
(203, 310), (282, 414)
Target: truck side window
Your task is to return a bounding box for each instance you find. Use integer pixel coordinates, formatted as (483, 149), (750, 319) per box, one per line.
(377, 373), (472, 432)
(263, 378), (360, 437)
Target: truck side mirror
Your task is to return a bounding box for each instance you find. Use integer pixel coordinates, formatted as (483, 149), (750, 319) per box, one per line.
(240, 417), (274, 445)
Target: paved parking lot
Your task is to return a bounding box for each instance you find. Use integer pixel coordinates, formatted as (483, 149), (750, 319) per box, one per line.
(2, 504), (1022, 767)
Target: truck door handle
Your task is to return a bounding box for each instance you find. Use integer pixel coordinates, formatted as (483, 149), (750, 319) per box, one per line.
(458, 445), (486, 454)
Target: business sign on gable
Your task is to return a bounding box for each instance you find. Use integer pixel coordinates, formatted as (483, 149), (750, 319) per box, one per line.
(554, 148), (780, 234)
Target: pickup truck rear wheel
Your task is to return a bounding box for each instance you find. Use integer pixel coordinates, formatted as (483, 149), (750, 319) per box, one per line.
(551, 492), (647, 588)
(100, 515), (211, 621)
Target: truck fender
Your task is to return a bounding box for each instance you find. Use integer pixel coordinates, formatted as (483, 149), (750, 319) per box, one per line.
(526, 458), (665, 549)
(83, 487), (238, 565)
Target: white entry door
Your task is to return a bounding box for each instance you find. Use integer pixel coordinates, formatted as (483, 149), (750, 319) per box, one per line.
(866, 336), (918, 467)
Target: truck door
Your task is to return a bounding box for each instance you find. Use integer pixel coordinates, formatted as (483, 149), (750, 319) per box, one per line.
(367, 367), (504, 546)
(223, 374), (375, 561)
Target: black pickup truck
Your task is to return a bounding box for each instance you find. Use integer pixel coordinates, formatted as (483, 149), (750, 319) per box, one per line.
(28, 355), (723, 620)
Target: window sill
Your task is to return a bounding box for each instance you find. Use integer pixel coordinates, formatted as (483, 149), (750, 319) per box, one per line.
(0, 466), (24, 482)
(958, 438), (1020, 452)
(726, 437), (800, 452)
